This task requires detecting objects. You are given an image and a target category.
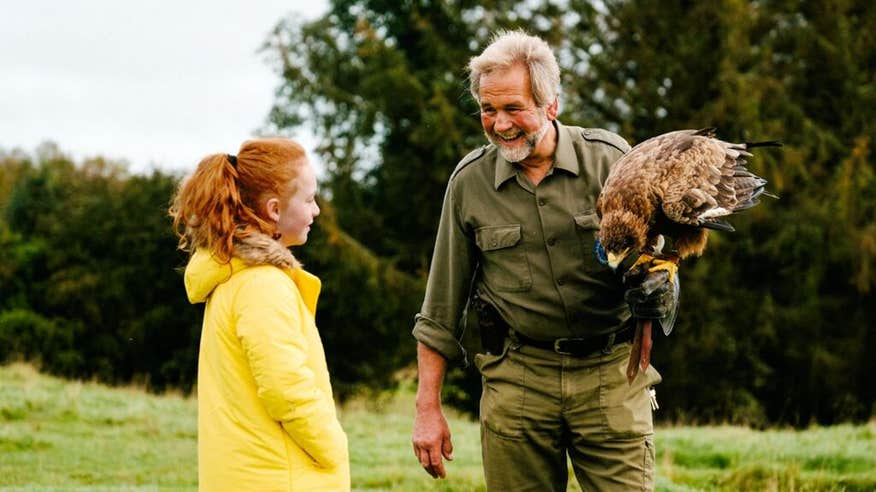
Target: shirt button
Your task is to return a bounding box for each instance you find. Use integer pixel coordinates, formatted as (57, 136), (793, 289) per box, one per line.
(557, 278), (565, 285)
(538, 198), (546, 206)
(547, 237), (556, 246)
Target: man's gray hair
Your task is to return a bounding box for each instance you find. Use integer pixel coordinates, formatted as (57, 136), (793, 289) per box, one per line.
(468, 30), (560, 108)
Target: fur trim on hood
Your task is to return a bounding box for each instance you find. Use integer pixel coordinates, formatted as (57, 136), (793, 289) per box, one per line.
(184, 233), (301, 303)
(234, 233), (301, 269)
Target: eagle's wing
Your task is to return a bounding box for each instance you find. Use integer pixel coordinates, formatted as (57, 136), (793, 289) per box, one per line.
(660, 132), (769, 232)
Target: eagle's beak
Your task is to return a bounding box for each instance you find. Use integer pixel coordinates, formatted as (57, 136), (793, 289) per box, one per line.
(607, 250), (628, 270)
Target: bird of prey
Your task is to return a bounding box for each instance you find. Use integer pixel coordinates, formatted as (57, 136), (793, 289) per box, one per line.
(595, 128), (779, 382)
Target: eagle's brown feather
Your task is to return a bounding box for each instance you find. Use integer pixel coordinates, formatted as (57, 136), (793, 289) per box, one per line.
(596, 129), (777, 262)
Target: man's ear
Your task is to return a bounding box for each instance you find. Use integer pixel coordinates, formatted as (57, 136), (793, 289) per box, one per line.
(546, 98), (559, 120)
(264, 198), (281, 222)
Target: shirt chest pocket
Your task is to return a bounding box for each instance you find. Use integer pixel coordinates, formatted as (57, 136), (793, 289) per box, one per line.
(573, 211), (606, 274)
(475, 224), (532, 292)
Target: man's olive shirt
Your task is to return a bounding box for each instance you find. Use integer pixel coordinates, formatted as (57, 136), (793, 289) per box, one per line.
(413, 121), (633, 364)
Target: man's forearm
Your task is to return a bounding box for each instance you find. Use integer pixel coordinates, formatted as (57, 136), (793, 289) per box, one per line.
(416, 342), (448, 410)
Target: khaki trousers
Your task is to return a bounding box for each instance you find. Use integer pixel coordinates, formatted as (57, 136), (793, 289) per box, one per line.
(474, 338), (662, 491)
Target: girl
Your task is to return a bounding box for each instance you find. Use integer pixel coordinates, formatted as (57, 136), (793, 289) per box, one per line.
(170, 138), (349, 491)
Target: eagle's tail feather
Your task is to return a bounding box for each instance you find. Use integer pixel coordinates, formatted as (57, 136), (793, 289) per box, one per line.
(700, 219), (736, 232)
(732, 198), (761, 212)
(745, 140), (782, 149)
(734, 168), (754, 177)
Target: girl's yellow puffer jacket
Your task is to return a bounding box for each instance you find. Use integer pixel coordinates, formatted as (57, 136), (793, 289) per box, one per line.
(184, 234), (349, 491)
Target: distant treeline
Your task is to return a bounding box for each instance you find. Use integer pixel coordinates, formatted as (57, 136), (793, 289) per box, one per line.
(3, 0), (876, 427)
(0, 145), (420, 399)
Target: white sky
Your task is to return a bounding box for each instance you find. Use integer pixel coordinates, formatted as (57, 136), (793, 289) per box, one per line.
(1, 0), (329, 175)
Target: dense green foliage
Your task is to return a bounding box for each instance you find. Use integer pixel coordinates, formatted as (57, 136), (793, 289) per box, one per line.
(0, 144), (200, 392)
(3, 363), (875, 491)
(263, 0), (876, 425)
(0, 144), (420, 398)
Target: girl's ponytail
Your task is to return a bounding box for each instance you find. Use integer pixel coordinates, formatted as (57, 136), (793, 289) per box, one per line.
(171, 153), (243, 262)
(170, 138), (306, 262)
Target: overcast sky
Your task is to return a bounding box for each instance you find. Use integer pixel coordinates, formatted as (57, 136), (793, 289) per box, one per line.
(1, 0), (328, 175)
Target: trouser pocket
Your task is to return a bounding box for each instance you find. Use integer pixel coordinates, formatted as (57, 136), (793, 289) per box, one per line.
(602, 342), (663, 436)
(476, 341), (525, 439)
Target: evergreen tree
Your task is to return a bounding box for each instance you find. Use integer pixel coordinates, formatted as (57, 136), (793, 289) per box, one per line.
(265, 0), (875, 424)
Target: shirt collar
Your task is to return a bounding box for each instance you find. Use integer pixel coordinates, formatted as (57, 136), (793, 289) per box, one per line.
(553, 121), (579, 176)
(494, 154), (517, 190)
(493, 120), (578, 190)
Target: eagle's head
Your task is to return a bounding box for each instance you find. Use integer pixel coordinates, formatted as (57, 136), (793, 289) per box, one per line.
(598, 210), (648, 270)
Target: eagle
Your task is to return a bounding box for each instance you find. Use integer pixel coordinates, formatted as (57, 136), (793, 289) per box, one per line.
(595, 128), (779, 382)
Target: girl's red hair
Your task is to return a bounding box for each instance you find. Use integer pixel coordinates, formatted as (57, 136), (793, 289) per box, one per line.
(170, 138), (307, 262)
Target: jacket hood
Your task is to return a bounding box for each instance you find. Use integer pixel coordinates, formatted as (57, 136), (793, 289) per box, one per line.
(184, 233), (301, 304)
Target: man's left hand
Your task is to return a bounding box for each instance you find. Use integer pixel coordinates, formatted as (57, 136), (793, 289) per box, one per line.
(624, 269), (680, 335)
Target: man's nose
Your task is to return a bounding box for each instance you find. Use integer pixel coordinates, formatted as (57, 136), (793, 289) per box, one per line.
(494, 111), (513, 132)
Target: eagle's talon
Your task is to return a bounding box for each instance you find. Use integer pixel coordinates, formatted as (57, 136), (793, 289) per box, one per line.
(647, 258), (679, 282)
(623, 253), (654, 279)
(631, 253), (655, 270)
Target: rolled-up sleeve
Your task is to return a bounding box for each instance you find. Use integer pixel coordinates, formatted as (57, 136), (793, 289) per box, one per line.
(413, 178), (476, 365)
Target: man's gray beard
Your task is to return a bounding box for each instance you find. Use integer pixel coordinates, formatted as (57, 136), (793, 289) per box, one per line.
(489, 116), (551, 163)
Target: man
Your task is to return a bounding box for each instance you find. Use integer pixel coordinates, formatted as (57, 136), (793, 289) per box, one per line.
(411, 30), (677, 491)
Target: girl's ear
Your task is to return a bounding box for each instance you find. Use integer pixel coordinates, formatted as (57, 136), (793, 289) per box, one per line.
(264, 197), (281, 222)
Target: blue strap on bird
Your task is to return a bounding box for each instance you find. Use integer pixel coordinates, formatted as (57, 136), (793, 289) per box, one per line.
(593, 239), (608, 266)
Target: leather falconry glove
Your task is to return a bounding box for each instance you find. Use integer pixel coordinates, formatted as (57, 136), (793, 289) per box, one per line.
(622, 268), (680, 383)
(624, 269), (680, 335)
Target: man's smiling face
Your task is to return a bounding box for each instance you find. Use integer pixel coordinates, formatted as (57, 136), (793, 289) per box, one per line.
(478, 62), (550, 163)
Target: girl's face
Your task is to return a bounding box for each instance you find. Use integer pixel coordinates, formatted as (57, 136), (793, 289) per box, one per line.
(273, 161), (320, 247)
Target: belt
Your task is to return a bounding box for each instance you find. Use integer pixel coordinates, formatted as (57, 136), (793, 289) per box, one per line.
(511, 325), (634, 357)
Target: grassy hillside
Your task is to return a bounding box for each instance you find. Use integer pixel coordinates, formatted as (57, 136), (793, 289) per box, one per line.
(1, 363), (874, 491)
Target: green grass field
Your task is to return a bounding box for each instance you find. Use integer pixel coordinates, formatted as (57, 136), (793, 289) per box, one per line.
(1, 363), (874, 491)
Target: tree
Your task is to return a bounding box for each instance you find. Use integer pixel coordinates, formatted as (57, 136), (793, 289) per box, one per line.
(263, 1), (583, 273)
(1, 150), (201, 391)
(265, 0), (875, 425)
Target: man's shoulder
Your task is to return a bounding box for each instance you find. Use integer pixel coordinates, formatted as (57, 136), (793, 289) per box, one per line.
(565, 125), (631, 154)
(449, 144), (494, 181)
